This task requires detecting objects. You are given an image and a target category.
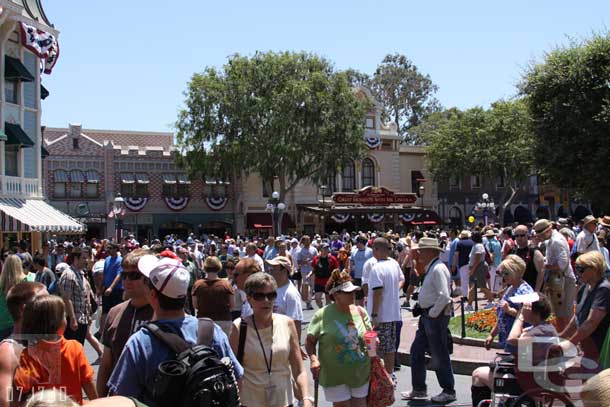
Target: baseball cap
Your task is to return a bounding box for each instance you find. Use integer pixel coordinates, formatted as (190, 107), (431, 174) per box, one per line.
(138, 255), (190, 299)
(266, 256), (291, 271)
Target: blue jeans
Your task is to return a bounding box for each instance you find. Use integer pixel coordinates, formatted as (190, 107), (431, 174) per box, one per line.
(410, 312), (455, 394)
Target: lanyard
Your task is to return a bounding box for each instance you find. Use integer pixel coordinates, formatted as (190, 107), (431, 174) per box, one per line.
(252, 317), (273, 375)
(422, 257), (440, 284)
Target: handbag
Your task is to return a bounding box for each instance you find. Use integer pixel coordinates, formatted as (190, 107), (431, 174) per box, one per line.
(355, 307), (394, 407)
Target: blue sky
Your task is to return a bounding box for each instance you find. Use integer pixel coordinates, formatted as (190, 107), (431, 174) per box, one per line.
(40, 1), (609, 133)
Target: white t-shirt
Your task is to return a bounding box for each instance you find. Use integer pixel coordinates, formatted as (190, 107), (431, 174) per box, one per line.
(469, 243), (486, 267)
(240, 288), (254, 318)
(366, 258), (404, 323)
(289, 247), (301, 272)
(247, 253), (265, 273)
(274, 282), (303, 321)
(361, 257), (378, 286)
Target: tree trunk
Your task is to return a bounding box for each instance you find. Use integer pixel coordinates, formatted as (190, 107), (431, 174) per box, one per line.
(499, 182), (519, 227)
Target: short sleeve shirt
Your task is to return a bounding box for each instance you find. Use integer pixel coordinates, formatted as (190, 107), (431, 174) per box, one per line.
(576, 279), (610, 354)
(297, 247), (318, 274)
(104, 255), (123, 290)
(101, 300), (154, 367)
(469, 243), (486, 267)
(307, 304), (371, 388)
(58, 267), (89, 324)
(350, 248), (373, 279)
(192, 278), (234, 321)
(456, 239), (474, 268)
(366, 258), (404, 323)
(274, 282), (304, 321)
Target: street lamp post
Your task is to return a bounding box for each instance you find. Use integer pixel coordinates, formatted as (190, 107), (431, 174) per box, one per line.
(418, 185), (425, 208)
(266, 191), (286, 237)
(477, 193), (495, 226)
(113, 193), (125, 243)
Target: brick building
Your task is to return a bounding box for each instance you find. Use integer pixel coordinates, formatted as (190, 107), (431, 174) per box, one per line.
(43, 124), (233, 240)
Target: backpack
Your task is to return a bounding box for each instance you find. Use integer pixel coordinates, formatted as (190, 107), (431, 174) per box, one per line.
(144, 319), (240, 407)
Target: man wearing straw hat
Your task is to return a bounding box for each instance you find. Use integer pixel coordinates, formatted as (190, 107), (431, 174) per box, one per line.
(575, 215), (601, 256)
(401, 237), (455, 404)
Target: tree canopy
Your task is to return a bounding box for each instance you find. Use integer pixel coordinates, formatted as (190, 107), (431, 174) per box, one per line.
(175, 51), (369, 200)
(418, 100), (534, 223)
(520, 33), (610, 210)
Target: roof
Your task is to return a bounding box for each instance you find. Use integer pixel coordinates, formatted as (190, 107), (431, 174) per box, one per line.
(43, 127), (174, 150)
(14, 0), (55, 29)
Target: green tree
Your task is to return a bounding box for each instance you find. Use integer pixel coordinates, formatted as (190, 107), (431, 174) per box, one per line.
(372, 53), (440, 144)
(419, 100), (534, 225)
(175, 51), (369, 201)
(520, 33), (610, 211)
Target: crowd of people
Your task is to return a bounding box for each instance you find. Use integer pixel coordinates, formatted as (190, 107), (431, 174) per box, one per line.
(0, 215), (608, 406)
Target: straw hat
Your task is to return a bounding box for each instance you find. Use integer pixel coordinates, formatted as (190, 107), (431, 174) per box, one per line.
(582, 215), (597, 227)
(414, 237), (444, 252)
(533, 219), (552, 234)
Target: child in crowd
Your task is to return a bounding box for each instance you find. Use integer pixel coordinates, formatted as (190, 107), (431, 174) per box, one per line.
(13, 295), (97, 404)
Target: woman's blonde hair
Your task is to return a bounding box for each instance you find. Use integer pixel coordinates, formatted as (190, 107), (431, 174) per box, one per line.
(25, 389), (79, 407)
(576, 251), (606, 281)
(499, 254), (526, 280)
(581, 368), (610, 407)
(0, 255), (24, 294)
(203, 256), (222, 273)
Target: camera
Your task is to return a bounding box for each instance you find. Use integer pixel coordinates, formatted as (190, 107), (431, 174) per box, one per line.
(412, 303), (422, 317)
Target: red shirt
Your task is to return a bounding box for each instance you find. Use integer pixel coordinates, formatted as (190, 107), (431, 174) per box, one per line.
(311, 254), (340, 287)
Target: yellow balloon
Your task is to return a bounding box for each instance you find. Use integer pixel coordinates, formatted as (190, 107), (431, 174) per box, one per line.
(468, 216), (475, 223)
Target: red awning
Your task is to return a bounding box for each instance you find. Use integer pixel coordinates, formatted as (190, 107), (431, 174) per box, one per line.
(246, 213), (294, 229)
(253, 223), (272, 229)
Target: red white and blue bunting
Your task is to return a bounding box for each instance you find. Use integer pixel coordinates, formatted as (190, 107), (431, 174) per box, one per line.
(124, 197), (148, 212)
(365, 136), (382, 150)
(164, 196), (189, 211)
(205, 196), (228, 211)
(330, 214), (350, 223)
(368, 213), (385, 223)
(400, 213), (416, 223)
(19, 22), (60, 74)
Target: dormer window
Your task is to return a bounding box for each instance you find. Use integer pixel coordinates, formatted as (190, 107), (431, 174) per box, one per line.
(365, 116), (375, 129)
(72, 138), (79, 149)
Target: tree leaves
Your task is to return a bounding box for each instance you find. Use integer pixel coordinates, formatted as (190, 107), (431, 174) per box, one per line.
(175, 51), (368, 200)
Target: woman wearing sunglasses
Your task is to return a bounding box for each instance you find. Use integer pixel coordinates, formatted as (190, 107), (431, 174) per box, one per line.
(229, 272), (311, 407)
(305, 269), (371, 407)
(484, 254), (533, 351)
(560, 250), (610, 362)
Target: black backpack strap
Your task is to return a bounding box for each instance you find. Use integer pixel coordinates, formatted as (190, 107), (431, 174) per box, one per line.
(144, 322), (191, 354)
(237, 319), (247, 364)
(197, 317), (215, 346)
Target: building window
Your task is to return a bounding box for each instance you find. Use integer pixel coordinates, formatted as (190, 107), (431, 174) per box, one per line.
(496, 175), (505, 190)
(365, 116), (375, 129)
(4, 80), (17, 104)
(362, 158), (375, 187)
(85, 183), (98, 198)
(53, 170), (68, 198)
(5, 146), (18, 177)
(72, 138), (79, 149)
(470, 175), (481, 189)
(69, 170), (84, 198)
(323, 173), (336, 195)
(121, 173), (136, 196)
(449, 175), (461, 191)
(341, 161), (355, 191)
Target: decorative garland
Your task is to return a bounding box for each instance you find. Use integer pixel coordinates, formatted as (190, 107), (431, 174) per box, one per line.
(205, 196), (228, 211)
(365, 136), (382, 149)
(400, 213), (416, 223)
(19, 23), (60, 74)
(124, 197), (148, 212)
(164, 196), (189, 211)
(368, 213), (384, 223)
(330, 214), (350, 223)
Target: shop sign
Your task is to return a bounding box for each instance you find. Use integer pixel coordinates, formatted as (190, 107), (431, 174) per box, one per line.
(332, 186), (416, 206)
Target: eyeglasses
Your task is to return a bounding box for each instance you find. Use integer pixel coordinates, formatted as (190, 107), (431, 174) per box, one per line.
(121, 272), (142, 281)
(250, 291), (277, 302)
(514, 234), (527, 238)
(574, 265), (587, 274)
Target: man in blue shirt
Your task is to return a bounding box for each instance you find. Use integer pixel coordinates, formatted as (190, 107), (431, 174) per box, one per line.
(348, 235), (373, 306)
(102, 243), (123, 333)
(484, 230), (503, 293)
(108, 255), (243, 406)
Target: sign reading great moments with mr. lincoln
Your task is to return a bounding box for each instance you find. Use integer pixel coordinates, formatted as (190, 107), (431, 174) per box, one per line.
(332, 186), (417, 206)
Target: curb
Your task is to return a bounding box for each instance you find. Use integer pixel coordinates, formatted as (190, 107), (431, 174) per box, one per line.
(397, 350), (488, 376)
(451, 335), (502, 349)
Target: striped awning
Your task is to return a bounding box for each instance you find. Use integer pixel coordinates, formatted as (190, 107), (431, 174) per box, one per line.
(163, 174), (177, 184)
(70, 170), (84, 182)
(135, 173), (149, 184)
(54, 170), (68, 182)
(0, 198), (84, 233)
(85, 170), (99, 183)
(176, 174), (191, 184)
(121, 173), (135, 184)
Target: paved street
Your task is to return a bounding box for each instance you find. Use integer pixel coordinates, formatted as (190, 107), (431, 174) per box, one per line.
(84, 304), (474, 406)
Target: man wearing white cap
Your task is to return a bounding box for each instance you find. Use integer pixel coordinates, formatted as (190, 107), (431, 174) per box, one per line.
(107, 255), (243, 406)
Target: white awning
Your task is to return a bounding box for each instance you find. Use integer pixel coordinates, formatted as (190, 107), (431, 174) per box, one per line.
(136, 173), (150, 184)
(120, 173), (135, 184)
(163, 174), (177, 184)
(176, 174), (191, 184)
(85, 170), (99, 184)
(0, 198), (84, 233)
(69, 170), (84, 182)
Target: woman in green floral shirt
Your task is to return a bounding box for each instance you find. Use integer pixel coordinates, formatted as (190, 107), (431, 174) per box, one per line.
(306, 269), (371, 407)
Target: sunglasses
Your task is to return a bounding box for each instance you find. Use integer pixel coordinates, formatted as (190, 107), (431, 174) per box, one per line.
(250, 291), (277, 302)
(121, 272), (142, 281)
(574, 265), (587, 274)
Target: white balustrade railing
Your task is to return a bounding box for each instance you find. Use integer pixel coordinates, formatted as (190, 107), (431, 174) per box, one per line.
(0, 176), (41, 198)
